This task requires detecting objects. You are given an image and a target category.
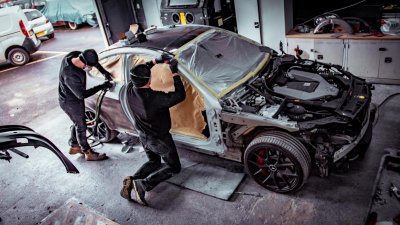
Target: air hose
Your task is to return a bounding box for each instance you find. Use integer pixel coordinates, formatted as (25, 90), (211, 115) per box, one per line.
(87, 64), (113, 147)
(87, 87), (109, 148)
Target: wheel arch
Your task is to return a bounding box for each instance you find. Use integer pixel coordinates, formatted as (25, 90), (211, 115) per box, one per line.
(240, 127), (297, 157)
(243, 128), (312, 193)
(5, 45), (28, 60)
(84, 106), (117, 142)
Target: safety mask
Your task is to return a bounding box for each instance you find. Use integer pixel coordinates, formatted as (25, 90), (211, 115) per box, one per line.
(83, 66), (92, 73)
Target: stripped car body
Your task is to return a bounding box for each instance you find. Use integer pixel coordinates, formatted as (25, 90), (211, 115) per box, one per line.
(0, 125), (79, 174)
(85, 25), (374, 193)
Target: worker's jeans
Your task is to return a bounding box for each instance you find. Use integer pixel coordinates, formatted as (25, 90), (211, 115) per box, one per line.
(59, 101), (90, 151)
(133, 134), (181, 191)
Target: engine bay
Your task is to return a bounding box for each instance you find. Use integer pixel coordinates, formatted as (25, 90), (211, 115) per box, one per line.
(221, 54), (374, 177)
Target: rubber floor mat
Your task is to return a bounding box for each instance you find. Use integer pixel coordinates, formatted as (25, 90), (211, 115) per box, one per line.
(39, 197), (119, 225)
(167, 162), (245, 200)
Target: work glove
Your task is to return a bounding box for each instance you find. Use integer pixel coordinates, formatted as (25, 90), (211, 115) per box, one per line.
(103, 71), (113, 81)
(155, 53), (172, 64)
(169, 59), (178, 74)
(102, 81), (115, 90)
(145, 60), (155, 69)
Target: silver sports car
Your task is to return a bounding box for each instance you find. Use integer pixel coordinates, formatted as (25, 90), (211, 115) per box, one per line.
(85, 25), (375, 193)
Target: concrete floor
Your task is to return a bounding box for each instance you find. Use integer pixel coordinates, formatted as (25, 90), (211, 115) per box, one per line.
(0, 27), (400, 225)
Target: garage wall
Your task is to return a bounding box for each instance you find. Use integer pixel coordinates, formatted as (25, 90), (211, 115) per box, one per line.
(142, 0), (163, 28)
(259, 0), (293, 51)
(234, 0), (262, 43)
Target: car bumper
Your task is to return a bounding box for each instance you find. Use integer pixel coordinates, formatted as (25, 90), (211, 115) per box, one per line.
(332, 103), (376, 162)
(23, 36), (41, 54)
(33, 22), (54, 38)
(0, 125), (79, 173)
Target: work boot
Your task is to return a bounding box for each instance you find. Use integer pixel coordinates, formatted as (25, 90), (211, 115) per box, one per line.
(84, 149), (107, 161)
(120, 176), (133, 201)
(69, 145), (83, 155)
(132, 179), (148, 206)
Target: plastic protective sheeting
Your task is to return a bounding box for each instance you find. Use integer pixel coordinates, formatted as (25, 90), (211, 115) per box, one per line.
(176, 29), (270, 97)
(41, 0), (97, 26)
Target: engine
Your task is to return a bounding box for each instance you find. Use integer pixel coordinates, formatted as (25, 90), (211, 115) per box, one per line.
(221, 56), (372, 177)
(221, 59), (349, 123)
(272, 69), (339, 101)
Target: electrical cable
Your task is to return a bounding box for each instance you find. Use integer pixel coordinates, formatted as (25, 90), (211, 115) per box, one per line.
(377, 93), (400, 109)
(373, 92), (400, 127)
(296, 0), (367, 27)
(326, 0), (367, 14)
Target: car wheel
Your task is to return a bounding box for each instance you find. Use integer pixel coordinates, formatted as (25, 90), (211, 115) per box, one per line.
(8, 48), (30, 66)
(85, 108), (117, 142)
(47, 33), (55, 39)
(256, 130), (312, 167)
(244, 131), (311, 193)
(68, 22), (79, 30)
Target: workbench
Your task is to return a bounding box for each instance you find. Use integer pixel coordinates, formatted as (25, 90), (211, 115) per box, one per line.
(286, 32), (400, 82)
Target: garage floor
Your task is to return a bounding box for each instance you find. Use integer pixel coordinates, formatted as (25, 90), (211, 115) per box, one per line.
(1, 76), (399, 225)
(1, 28), (400, 225)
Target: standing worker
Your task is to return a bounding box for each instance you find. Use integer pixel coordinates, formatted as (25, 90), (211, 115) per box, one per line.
(120, 55), (185, 206)
(58, 49), (113, 161)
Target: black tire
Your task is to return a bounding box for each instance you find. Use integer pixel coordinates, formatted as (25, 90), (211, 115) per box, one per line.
(85, 108), (117, 142)
(256, 130), (312, 167)
(68, 22), (79, 30)
(244, 131), (311, 193)
(47, 33), (55, 39)
(8, 48), (30, 66)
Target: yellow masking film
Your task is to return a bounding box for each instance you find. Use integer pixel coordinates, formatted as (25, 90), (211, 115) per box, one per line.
(170, 78), (207, 140)
(130, 55), (207, 139)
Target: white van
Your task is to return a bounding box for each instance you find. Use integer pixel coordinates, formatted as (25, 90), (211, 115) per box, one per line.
(0, 6), (41, 66)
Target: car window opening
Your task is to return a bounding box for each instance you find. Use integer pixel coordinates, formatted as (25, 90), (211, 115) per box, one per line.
(90, 54), (124, 82)
(129, 54), (209, 140)
(176, 29), (268, 97)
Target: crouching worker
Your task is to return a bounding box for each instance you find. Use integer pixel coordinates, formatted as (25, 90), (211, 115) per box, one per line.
(120, 55), (185, 206)
(58, 49), (113, 161)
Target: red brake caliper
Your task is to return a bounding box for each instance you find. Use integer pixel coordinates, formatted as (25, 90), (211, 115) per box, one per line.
(257, 149), (267, 175)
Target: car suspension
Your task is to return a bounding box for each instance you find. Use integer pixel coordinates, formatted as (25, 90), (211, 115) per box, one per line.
(314, 135), (334, 178)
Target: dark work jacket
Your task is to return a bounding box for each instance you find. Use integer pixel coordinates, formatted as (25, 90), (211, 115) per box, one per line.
(127, 76), (186, 138)
(58, 51), (104, 104)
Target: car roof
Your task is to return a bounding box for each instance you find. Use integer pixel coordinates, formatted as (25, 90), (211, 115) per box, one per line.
(129, 25), (211, 52)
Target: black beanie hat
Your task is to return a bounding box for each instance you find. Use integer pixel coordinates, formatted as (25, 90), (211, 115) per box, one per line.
(79, 49), (98, 66)
(130, 64), (151, 87)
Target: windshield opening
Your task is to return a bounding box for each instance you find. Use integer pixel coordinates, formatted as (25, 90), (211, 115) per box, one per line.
(176, 29), (269, 97)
